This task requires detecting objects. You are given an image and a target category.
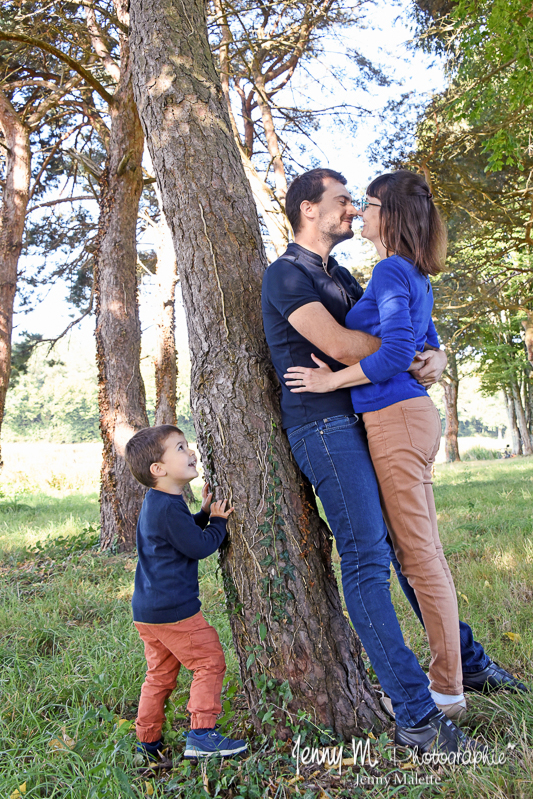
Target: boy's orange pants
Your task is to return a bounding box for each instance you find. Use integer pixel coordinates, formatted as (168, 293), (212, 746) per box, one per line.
(134, 611), (226, 742)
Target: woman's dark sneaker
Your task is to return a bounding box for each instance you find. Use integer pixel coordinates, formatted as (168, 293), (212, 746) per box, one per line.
(463, 661), (528, 694)
(395, 711), (486, 755)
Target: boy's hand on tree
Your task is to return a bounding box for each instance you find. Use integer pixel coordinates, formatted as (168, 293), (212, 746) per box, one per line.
(201, 483), (213, 513)
(210, 499), (234, 519)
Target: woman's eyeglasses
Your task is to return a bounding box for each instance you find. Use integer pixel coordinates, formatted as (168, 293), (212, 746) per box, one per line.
(359, 198), (382, 211)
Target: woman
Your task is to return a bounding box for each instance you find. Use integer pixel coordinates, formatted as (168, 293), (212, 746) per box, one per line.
(284, 170), (465, 716)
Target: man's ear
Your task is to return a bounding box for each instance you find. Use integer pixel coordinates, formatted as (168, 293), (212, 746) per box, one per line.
(150, 461), (166, 478)
(300, 199), (316, 223)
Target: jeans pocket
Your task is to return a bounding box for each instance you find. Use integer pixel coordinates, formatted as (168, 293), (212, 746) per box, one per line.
(289, 436), (318, 488)
(322, 414), (359, 431)
(402, 405), (441, 460)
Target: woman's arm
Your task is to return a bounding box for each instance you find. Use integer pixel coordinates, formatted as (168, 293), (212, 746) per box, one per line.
(356, 260), (418, 384)
(284, 353), (370, 394)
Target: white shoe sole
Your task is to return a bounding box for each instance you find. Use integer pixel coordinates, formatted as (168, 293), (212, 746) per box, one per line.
(184, 744), (248, 759)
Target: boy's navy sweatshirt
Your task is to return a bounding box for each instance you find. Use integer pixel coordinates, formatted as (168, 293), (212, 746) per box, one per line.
(132, 489), (227, 624)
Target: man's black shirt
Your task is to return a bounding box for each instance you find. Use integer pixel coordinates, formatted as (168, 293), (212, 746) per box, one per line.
(261, 242), (364, 429)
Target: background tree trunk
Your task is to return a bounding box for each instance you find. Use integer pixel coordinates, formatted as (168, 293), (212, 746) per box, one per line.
(152, 190), (195, 504)
(504, 388), (522, 455)
(521, 312), (533, 366)
(511, 379), (533, 456)
(95, 8), (148, 551)
(439, 351), (460, 462)
(154, 189), (178, 428)
(130, 0), (383, 738)
(213, 0), (290, 255)
(0, 90), (31, 469)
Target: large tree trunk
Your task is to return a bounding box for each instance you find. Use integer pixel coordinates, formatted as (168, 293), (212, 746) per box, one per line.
(511, 378), (533, 456)
(95, 8), (148, 551)
(0, 90), (31, 469)
(439, 351), (460, 462)
(129, 0), (383, 738)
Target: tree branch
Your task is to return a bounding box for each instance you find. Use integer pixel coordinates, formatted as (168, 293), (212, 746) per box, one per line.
(0, 31), (114, 104)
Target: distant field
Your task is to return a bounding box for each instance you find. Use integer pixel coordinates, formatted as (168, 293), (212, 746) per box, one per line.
(435, 435), (509, 462)
(2, 434), (509, 485)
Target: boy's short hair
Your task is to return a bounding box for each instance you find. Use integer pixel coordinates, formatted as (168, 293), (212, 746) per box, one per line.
(125, 424), (183, 488)
(285, 167), (347, 235)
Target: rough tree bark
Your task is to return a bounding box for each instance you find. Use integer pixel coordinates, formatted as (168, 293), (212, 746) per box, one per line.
(130, 0), (383, 738)
(95, 0), (149, 550)
(0, 90), (31, 469)
(439, 350), (460, 462)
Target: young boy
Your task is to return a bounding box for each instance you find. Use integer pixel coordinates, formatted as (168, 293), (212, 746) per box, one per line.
(125, 424), (247, 760)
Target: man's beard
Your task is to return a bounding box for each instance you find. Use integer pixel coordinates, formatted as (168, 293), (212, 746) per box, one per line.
(321, 221), (354, 249)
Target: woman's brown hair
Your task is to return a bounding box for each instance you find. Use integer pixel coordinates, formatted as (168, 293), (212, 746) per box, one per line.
(366, 170), (447, 276)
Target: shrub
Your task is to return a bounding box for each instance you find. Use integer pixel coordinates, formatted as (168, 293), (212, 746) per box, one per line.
(461, 446), (500, 461)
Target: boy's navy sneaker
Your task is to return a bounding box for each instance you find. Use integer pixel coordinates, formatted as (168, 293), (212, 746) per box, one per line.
(184, 728), (248, 759)
(137, 739), (164, 759)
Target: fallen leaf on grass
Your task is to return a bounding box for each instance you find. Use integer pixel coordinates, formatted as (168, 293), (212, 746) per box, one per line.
(49, 732), (76, 752)
(503, 632), (521, 642)
(400, 760), (419, 770)
(144, 781), (154, 796)
(49, 738), (70, 751)
(10, 783), (27, 798)
(287, 775), (304, 785)
(483, 580), (491, 589)
(458, 593), (469, 603)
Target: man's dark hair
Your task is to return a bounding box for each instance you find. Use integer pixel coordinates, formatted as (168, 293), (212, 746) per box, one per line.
(285, 168), (347, 235)
(366, 169), (447, 277)
(125, 424), (183, 488)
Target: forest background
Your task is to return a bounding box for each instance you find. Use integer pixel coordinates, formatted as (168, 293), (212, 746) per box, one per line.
(2, 0), (531, 469)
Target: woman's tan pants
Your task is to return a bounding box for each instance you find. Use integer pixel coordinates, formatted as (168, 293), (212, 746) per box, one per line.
(363, 396), (462, 697)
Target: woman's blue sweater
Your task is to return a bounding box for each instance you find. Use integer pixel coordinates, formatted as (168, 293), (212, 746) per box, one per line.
(345, 254), (440, 413)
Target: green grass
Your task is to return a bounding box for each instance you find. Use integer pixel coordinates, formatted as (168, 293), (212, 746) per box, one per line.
(1, 454), (532, 797)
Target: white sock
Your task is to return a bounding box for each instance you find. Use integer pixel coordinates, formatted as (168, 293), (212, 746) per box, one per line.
(430, 689), (465, 705)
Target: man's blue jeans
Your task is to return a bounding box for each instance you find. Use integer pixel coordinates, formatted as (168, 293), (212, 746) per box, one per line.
(287, 414), (490, 725)
(287, 414), (436, 727)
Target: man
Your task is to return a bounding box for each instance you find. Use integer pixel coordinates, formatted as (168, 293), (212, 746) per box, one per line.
(261, 168), (526, 753)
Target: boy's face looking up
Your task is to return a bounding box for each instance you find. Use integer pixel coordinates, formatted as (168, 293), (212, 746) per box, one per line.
(149, 432), (198, 494)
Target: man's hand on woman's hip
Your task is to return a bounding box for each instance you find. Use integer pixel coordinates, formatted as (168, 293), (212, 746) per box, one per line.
(409, 349), (447, 388)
